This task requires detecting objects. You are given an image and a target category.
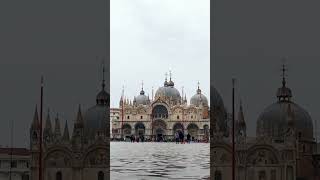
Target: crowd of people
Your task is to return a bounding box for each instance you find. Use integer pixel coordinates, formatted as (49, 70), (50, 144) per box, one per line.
(111, 132), (209, 143)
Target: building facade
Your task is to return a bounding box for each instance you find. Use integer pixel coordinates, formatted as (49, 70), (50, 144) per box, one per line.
(29, 69), (109, 180)
(111, 74), (210, 141)
(211, 66), (320, 180)
(0, 148), (30, 180)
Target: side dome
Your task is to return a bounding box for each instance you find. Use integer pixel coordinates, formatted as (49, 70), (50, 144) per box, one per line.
(135, 89), (150, 105)
(211, 86), (225, 110)
(190, 85), (208, 106)
(211, 85), (228, 137)
(84, 104), (109, 140)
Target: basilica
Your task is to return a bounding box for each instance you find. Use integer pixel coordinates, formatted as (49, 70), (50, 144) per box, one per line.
(111, 73), (210, 142)
(29, 68), (109, 180)
(211, 65), (320, 180)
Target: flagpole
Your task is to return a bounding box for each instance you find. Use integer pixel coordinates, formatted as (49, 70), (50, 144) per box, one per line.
(121, 86), (124, 140)
(39, 76), (44, 180)
(232, 78), (236, 180)
(9, 119), (13, 180)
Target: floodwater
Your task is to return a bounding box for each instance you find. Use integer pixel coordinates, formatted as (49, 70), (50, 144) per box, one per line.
(110, 142), (210, 180)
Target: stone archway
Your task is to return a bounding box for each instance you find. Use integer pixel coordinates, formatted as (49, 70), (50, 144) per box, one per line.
(152, 105), (169, 119)
(135, 122), (146, 136)
(122, 124), (132, 138)
(153, 119), (167, 141)
(187, 123), (199, 140)
(173, 123), (184, 135)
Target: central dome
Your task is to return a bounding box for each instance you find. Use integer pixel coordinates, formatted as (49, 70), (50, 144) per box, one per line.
(155, 86), (181, 102)
(155, 74), (181, 103)
(257, 101), (313, 140)
(256, 72), (313, 141)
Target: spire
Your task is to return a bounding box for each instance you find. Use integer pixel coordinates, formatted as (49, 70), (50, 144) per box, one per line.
(238, 100), (246, 127)
(54, 113), (61, 139)
(99, 56), (106, 91)
(281, 61), (287, 87)
(276, 57), (292, 102)
(44, 108), (52, 132)
(197, 81), (202, 94)
(168, 70), (174, 86)
(31, 105), (40, 129)
(140, 80), (145, 95)
(62, 120), (70, 142)
(164, 72), (168, 86)
(43, 108), (53, 144)
(74, 105), (84, 128)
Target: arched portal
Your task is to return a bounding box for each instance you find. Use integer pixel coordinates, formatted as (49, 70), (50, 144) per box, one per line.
(187, 123), (199, 139)
(122, 124), (132, 138)
(173, 123), (184, 135)
(135, 122), (146, 136)
(152, 105), (168, 119)
(153, 119), (167, 141)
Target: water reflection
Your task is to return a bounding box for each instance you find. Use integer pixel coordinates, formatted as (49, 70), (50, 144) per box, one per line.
(111, 142), (210, 180)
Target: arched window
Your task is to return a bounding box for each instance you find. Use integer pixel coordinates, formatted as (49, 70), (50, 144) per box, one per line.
(98, 171), (104, 180)
(140, 116), (143, 119)
(177, 115), (179, 119)
(127, 116), (130, 119)
(214, 170), (222, 180)
(56, 171), (62, 180)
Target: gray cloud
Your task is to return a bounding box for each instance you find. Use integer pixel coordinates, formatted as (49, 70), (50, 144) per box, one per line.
(111, 0), (210, 107)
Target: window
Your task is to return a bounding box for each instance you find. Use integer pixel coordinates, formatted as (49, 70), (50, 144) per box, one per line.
(117, 117), (119, 119)
(191, 116), (193, 119)
(127, 116), (130, 119)
(56, 171), (62, 180)
(177, 116), (179, 119)
(11, 160), (17, 168)
(140, 116), (143, 119)
(98, 171), (104, 180)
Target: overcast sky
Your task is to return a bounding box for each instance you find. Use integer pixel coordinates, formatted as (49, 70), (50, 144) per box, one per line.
(213, 0), (320, 139)
(0, 1), (108, 147)
(110, 0), (210, 107)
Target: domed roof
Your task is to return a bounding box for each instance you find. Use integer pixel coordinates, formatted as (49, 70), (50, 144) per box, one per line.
(211, 85), (228, 137)
(84, 104), (109, 140)
(155, 86), (181, 102)
(190, 85), (208, 106)
(211, 86), (225, 109)
(257, 67), (313, 140)
(84, 63), (109, 140)
(155, 74), (181, 103)
(257, 101), (313, 140)
(135, 89), (150, 105)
